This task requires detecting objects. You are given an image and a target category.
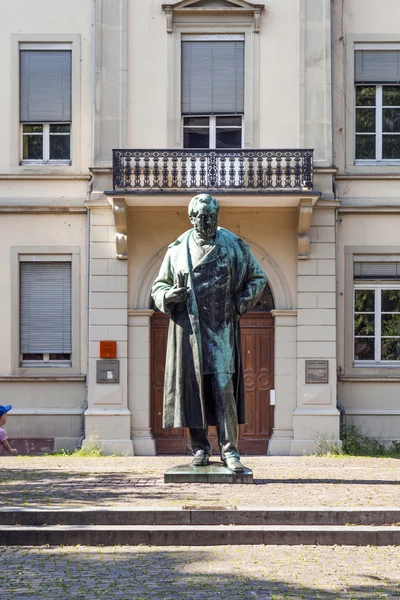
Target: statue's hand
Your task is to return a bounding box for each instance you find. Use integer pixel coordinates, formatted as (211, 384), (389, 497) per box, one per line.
(165, 286), (188, 305)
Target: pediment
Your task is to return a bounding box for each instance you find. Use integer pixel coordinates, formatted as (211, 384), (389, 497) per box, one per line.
(162, 0), (265, 32)
(163, 0), (264, 10)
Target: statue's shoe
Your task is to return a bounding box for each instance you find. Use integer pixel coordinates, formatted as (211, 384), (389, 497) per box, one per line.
(223, 456), (245, 473)
(191, 450), (210, 466)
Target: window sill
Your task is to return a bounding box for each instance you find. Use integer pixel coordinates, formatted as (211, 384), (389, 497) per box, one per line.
(20, 160), (71, 166)
(341, 165), (400, 176)
(340, 374), (400, 382)
(355, 160), (400, 167)
(1, 375), (85, 382)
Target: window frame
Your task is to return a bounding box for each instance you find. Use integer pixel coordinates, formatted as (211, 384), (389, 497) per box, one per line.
(345, 36), (400, 173)
(344, 246), (400, 376)
(183, 115), (244, 149)
(10, 34), (81, 173)
(167, 22), (259, 148)
(353, 283), (400, 366)
(11, 246), (81, 377)
(21, 123), (72, 165)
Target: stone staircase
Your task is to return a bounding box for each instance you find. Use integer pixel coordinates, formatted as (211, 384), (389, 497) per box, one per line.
(1, 507), (400, 546)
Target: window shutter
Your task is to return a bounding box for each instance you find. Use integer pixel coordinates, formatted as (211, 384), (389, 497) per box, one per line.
(355, 50), (400, 84)
(20, 262), (72, 354)
(354, 261), (400, 280)
(20, 50), (72, 122)
(181, 41), (244, 115)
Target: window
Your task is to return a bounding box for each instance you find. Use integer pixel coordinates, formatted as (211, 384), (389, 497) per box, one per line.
(183, 116), (242, 149)
(20, 44), (72, 164)
(181, 36), (244, 149)
(353, 262), (400, 365)
(355, 46), (400, 163)
(20, 260), (72, 367)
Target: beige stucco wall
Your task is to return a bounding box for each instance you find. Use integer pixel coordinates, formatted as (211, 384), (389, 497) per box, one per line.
(333, 0), (400, 186)
(127, 0), (300, 149)
(127, 207), (298, 310)
(0, 0), (92, 176)
(337, 212), (400, 438)
(0, 213), (87, 373)
(0, 213), (87, 449)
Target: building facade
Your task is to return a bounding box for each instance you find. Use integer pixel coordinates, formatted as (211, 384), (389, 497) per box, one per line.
(0, 0), (397, 455)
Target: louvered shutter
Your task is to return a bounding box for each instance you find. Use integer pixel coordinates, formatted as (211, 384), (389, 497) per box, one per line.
(354, 261), (400, 280)
(181, 41), (244, 115)
(20, 50), (72, 122)
(20, 262), (72, 354)
(355, 50), (400, 84)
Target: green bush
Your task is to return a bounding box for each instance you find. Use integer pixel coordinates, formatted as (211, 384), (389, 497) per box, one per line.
(341, 424), (400, 458)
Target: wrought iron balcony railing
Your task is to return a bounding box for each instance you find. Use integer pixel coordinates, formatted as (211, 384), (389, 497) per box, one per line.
(112, 149), (313, 193)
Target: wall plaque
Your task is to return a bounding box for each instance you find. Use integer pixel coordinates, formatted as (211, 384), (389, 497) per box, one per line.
(96, 360), (120, 384)
(305, 360), (329, 384)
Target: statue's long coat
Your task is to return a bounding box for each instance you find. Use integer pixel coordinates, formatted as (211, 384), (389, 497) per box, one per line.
(151, 227), (266, 429)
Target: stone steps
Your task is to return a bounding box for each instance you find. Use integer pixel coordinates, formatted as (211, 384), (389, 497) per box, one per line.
(0, 508), (399, 546)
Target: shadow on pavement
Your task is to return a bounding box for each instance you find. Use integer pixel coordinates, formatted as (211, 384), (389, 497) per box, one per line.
(0, 546), (398, 600)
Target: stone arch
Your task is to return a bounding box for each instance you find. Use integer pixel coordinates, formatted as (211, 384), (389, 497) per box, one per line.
(133, 237), (292, 310)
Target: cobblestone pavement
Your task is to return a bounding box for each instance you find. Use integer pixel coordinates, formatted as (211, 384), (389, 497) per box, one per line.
(0, 544), (399, 599)
(0, 455), (400, 509)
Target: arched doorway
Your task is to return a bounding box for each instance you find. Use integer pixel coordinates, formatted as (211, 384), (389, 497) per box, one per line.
(150, 284), (275, 455)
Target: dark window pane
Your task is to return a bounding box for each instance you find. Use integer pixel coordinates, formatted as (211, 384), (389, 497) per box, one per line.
(382, 289), (400, 312)
(49, 353), (71, 360)
(382, 135), (400, 159)
(382, 314), (400, 336)
(381, 338), (400, 361)
(355, 134), (375, 159)
(356, 108), (375, 133)
(216, 128), (242, 149)
(22, 353), (43, 360)
(50, 124), (70, 133)
(23, 135), (43, 160)
(183, 117), (209, 127)
(354, 338), (375, 361)
(356, 86), (375, 107)
(216, 116), (242, 126)
(49, 135), (70, 160)
(183, 128), (210, 148)
(354, 289), (375, 312)
(383, 86), (400, 107)
(383, 108), (400, 132)
(23, 124), (43, 133)
(354, 314), (374, 336)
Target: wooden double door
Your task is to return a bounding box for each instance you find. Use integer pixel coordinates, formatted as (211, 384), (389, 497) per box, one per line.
(150, 311), (274, 455)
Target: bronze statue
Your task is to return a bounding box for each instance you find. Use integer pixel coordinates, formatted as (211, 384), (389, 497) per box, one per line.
(152, 194), (266, 473)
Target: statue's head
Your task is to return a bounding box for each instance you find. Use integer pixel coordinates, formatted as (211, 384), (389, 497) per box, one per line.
(188, 194), (219, 241)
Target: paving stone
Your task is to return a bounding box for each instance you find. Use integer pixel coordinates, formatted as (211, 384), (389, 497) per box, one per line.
(0, 545), (399, 599)
(1, 456), (400, 510)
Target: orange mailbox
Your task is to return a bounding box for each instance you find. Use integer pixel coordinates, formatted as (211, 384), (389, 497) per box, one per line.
(100, 341), (117, 359)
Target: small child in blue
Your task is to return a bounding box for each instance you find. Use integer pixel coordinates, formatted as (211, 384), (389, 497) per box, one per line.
(0, 405), (18, 455)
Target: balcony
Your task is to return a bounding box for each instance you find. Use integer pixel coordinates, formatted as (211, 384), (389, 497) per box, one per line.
(105, 148), (320, 261)
(111, 148), (314, 194)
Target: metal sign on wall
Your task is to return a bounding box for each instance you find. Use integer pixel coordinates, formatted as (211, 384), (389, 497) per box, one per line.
(305, 360), (329, 384)
(96, 360), (120, 384)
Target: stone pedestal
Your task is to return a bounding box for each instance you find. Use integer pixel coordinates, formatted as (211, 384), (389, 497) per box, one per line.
(164, 463), (253, 484)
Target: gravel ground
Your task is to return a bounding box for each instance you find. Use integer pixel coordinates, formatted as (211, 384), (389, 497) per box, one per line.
(0, 544), (399, 599)
(0, 455), (400, 509)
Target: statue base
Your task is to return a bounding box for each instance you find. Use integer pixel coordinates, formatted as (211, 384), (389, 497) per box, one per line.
(164, 462), (253, 484)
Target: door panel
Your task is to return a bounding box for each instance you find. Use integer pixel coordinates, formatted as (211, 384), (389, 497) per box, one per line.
(150, 311), (274, 454)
